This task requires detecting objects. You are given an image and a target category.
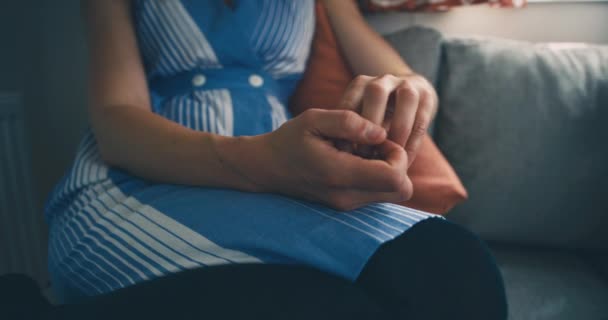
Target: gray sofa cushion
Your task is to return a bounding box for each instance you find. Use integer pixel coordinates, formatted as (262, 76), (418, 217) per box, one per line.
(384, 26), (443, 86)
(491, 246), (608, 320)
(435, 37), (608, 249)
(384, 26), (443, 134)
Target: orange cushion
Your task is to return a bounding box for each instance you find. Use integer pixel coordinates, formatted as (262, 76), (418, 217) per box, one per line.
(288, 1), (468, 214)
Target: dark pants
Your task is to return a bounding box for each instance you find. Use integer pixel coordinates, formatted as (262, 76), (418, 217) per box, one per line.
(2, 218), (507, 320)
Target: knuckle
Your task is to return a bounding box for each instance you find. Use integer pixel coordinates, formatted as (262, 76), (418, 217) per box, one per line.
(339, 110), (364, 134)
(420, 89), (438, 113)
(424, 84), (436, 97)
(328, 194), (353, 211)
(386, 167), (413, 201)
(411, 121), (428, 137)
(339, 109), (357, 123)
(353, 75), (371, 85)
(421, 88), (438, 107)
(397, 83), (419, 100)
(340, 95), (356, 109)
(378, 73), (396, 82)
(418, 87), (431, 101)
(398, 181), (413, 201)
(395, 146), (408, 162)
(366, 81), (389, 96)
(388, 170), (406, 191)
(402, 148), (410, 165)
(300, 108), (320, 122)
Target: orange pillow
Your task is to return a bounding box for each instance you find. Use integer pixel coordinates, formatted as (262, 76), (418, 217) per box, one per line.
(289, 1), (467, 214)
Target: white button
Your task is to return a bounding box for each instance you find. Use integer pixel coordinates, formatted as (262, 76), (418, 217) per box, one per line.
(249, 74), (264, 88)
(192, 74), (206, 87)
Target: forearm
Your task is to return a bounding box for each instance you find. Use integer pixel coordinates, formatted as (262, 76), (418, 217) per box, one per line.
(91, 105), (260, 191)
(322, 0), (413, 77)
(82, 1), (265, 193)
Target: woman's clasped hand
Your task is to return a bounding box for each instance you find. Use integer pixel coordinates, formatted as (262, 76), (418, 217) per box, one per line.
(219, 74), (438, 211)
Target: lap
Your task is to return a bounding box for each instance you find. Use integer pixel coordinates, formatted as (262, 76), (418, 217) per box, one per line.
(357, 218), (508, 320)
(48, 178), (437, 301)
(40, 219), (507, 320)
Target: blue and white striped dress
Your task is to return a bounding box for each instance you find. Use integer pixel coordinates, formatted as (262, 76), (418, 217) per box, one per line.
(45, 0), (438, 303)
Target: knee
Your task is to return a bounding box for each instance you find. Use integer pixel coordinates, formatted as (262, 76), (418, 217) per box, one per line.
(359, 218), (508, 320)
(410, 219), (508, 316)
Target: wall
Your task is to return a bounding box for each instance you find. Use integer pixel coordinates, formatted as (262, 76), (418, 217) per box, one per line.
(0, 0), (48, 286)
(0, 0), (87, 287)
(26, 0), (89, 215)
(1, 0), (88, 216)
(366, 3), (608, 44)
(0, 1), (39, 91)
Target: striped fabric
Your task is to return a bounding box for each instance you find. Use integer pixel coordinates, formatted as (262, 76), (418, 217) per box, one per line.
(45, 0), (440, 303)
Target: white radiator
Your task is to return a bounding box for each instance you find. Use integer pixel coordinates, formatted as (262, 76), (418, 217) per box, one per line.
(0, 93), (48, 286)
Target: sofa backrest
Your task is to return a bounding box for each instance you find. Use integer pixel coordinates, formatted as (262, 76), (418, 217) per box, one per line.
(434, 36), (608, 249)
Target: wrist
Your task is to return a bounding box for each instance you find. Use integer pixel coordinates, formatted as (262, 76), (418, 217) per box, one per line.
(209, 134), (269, 193)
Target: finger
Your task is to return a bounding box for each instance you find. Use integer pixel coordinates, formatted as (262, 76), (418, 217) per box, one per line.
(376, 139), (409, 171)
(325, 184), (413, 211)
(324, 140), (408, 192)
(357, 75), (402, 157)
(388, 82), (420, 147)
(360, 75), (403, 125)
(338, 75), (373, 112)
(404, 91), (434, 166)
(308, 109), (386, 145)
(335, 76), (373, 155)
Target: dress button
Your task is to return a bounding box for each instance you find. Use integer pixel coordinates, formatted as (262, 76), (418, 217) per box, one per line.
(248, 74), (264, 88)
(192, 74), (206, 87)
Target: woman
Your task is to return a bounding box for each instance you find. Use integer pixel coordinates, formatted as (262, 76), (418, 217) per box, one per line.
(44, 0), (507, 318)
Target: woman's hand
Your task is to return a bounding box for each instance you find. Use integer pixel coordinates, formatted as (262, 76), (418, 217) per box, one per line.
(216, 108), (413, 211)
(338, 74), (438, 166)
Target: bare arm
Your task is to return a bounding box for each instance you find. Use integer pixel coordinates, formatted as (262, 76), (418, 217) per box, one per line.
(82, 0), (256, 190)
(322, 0), (412, 77)
(80, 0), (411, 210)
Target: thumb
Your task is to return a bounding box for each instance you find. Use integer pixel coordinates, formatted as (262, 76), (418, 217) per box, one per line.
(310, 109), (386, 145)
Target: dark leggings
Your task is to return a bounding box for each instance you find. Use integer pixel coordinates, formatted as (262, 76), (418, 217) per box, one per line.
(2, 218), (507, 320)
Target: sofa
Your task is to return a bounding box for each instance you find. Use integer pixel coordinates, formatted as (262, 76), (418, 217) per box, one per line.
(381, 26), (608, 319)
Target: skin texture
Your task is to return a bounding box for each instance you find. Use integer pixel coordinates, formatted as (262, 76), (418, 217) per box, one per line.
(217, 109), (413, 211)
(81, 0), (437, 210)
